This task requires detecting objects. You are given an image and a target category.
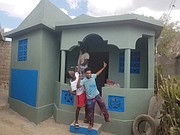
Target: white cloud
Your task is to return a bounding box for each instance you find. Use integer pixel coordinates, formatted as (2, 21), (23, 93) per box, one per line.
(169, 10), (180, 22)
(0, 0), (40, 19)
(132, 7), (164, 19)
(85, 0), (180, 23)
(60, 8), (76, 19)
(4, 28), (12, 32)
(66, 0), (79, 9)
(132, 7), (180, 23)
(70, 15), (76, 19)
(87, 0), (133, 16)
(60, 8), (68, 15)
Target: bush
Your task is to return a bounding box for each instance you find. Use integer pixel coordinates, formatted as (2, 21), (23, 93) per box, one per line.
(158, 75), (180, 135)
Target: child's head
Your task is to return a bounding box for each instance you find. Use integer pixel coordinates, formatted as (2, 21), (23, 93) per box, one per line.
(84, 67), (92, 79)
(66, 67), (76, 79)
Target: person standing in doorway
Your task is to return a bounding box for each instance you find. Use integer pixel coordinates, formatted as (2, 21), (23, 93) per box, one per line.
(78, 47), (90, 78)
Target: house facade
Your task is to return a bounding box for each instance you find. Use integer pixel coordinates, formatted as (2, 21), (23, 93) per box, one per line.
(5, 0), (163, 134)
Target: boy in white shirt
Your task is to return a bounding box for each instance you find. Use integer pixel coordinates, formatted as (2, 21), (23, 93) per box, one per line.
(67, 69), (88, 128)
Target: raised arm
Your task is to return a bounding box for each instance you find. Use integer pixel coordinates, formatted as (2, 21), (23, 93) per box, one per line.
(77, 74), (83, 88)
(77, 51), (82, 73)
(96, 62), (107, 77)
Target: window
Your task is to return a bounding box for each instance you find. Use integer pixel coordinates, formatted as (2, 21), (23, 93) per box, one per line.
(18, 39), (27, 61)
(119, 52), (124, 73)
(119, 51), (140, 74)
(130, 51), (140, 74)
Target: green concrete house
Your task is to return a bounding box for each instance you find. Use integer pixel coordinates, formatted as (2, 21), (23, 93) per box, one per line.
(5, 0), (163, 134)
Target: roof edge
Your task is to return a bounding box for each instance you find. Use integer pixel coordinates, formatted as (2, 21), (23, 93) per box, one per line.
(4, 23), (54, 38)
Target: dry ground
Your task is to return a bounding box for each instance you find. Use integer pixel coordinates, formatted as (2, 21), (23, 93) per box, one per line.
(0, 87), (113, 135)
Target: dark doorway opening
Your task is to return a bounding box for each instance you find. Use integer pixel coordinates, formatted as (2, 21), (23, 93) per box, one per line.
(88, 52), (109, 94)
(79, 34), (109, 94)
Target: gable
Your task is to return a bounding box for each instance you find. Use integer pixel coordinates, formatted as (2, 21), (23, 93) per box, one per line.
(17, 0), (71, 30)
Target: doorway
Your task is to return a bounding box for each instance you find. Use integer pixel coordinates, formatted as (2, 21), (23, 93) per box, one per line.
(88, 52), (109, 94)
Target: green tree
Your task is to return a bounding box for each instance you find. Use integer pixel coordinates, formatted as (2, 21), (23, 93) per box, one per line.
(157, 15), (180, 57)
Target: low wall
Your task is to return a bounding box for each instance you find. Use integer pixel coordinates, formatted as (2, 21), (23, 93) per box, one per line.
(53, 82), (153, 135)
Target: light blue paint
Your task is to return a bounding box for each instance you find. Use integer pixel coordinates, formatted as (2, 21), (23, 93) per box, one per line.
(10, 69), (38, 107)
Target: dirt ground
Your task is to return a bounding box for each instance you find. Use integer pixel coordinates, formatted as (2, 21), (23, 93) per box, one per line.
(0, 87), (113, 135)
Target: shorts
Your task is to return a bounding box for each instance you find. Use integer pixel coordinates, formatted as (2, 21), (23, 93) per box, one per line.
(76, 92), (86, 107)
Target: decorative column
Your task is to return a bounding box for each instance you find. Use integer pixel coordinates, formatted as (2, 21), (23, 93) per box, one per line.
(148, 36), (155, 88)
(60, 50), (66, 83)
(124, 49), (131, 88)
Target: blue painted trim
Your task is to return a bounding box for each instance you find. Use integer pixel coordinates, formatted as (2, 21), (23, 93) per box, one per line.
(10, 69), (38, 107)
(61, 90), (74, 106)
(108, 95), (125, 112)
(70, 125), (98, 135)
(119, 51), (141, 74)
(18, 39), (28, 61)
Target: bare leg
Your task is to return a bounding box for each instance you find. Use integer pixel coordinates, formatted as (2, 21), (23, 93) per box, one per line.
(74, 107), (81, 128)
(75, 107), (81, 123)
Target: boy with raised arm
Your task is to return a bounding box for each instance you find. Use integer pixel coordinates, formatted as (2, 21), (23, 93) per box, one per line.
(67, 69), (88, 128)
(77, 62), (110, 131)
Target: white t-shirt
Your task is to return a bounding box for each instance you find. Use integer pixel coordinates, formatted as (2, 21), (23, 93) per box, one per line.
(78, 52), (90, 66)
(70, 72), (85, 95)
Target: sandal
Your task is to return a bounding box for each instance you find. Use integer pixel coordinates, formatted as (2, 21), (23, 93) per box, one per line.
(74, 123), (79, 129)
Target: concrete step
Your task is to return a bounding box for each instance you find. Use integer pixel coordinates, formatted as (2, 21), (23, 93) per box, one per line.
(70, 120), (102, 135)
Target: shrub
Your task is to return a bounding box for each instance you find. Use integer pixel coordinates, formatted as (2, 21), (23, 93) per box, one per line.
(158, 75), (180, 135)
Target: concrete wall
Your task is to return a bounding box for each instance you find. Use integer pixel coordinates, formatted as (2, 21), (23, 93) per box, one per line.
(108, 37), (148, 88)
(108, 46), (124, 87)
(37, 29), (60, 107)
(0, 40), (11, 88)
(130, 37), (148, 88)
(61, 24), (155, 50)
(9, 29), (42, 123)
(10, 30), (41, 70)
(54, 82), (153, 135)
(102, 87), (153, 135)
(9, 28), (60, 123)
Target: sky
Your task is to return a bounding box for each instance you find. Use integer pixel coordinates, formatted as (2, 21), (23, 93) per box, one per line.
(0, 0), (180, 32)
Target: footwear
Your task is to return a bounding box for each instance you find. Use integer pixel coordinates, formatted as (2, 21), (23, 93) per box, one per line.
(105, 118), (111, 122)
(88, 125), (93, 131)
(74, 122), (79, 129)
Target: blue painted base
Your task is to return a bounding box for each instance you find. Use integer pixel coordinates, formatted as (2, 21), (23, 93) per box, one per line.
(70, 126), (98, 135)
(69, 121), (102, 135)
